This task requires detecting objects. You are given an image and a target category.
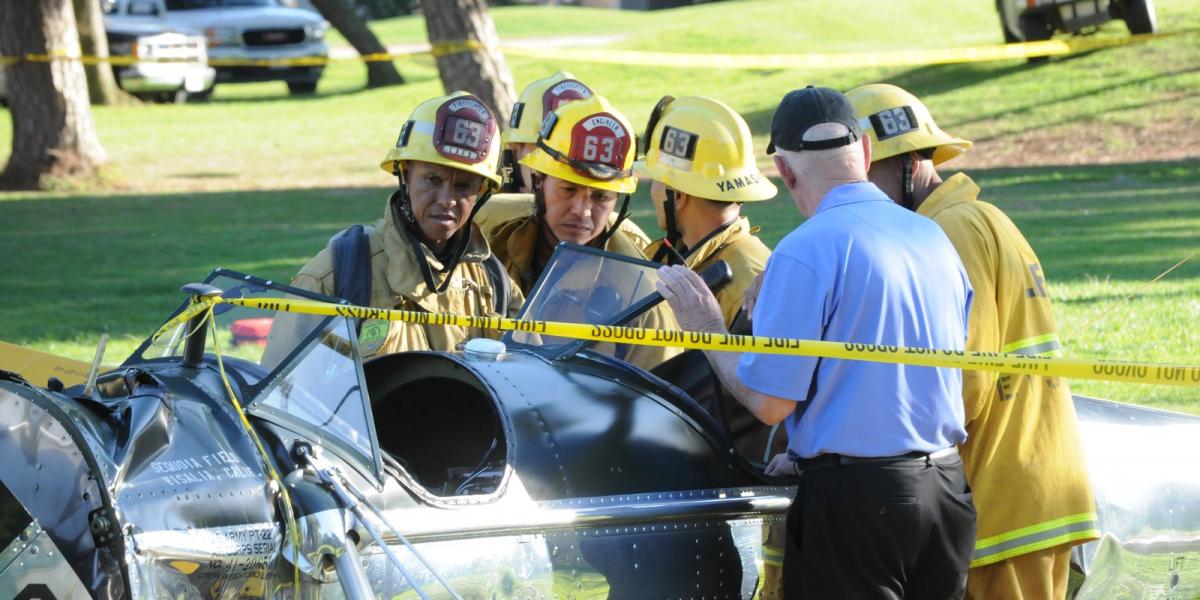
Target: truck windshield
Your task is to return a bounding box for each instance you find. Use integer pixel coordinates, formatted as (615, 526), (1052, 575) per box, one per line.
(165, 0), (276, 9)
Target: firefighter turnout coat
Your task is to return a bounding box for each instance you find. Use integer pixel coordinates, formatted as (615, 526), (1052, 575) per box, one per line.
(644, 217), (770, 328)
(287, 202), (523, 358)
(475, 193), (680, 370)
(918, 173), (1100, 567)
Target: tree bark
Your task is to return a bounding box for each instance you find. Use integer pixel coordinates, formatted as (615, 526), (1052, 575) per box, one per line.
(308, 0), (404, 88)
(0, 0), (107, 189)
(423, 0), (516, 125)
(72, 0), (133, 105)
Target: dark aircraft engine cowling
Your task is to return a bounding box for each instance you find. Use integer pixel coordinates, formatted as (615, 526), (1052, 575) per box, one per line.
(364, 349), (758, 503)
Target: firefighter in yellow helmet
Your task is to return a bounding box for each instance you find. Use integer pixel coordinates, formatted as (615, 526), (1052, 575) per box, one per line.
(500, 71), (593, 194)
(846, 83), (1098, 600)
(273, 92), (522, 361)
(476, 93), (678, 370)
(637, 95), (776, 326)
(636, 95), (787, 599)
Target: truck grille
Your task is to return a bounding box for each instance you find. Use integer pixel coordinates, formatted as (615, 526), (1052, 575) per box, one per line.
(243, 28), (305, 46)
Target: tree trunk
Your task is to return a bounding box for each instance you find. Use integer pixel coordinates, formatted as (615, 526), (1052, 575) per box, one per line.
(73, 0), (133, 105)
(308, 0), (404, 88)
(0, 0), (107, 189)
(424, 0), (516, 124)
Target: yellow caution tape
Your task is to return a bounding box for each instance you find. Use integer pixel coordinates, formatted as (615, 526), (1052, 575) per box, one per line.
(502, 30), (1187, 69)
(154, 296), (1200, 388)
(1, 30), (1190, 70)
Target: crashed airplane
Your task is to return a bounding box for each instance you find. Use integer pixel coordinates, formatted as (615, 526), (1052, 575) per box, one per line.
(1, 243), (1197, 598)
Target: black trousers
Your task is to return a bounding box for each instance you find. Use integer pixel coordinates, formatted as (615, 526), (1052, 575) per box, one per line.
(783, 454), (977, 599)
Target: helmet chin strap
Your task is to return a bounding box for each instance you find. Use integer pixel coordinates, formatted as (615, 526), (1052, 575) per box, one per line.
(593, 192), (631, 249)
(392, 171), (494, 294)
(650, 187), (684, 265)
(899, 153), (916, 211)
(500, 148), (525, 194)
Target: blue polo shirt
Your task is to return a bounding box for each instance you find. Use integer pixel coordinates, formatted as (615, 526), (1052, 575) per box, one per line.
(738, 182), (971, 459)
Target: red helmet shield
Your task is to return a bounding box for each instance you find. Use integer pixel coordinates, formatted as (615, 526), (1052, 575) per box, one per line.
(541, 79), (592, 115)
(568, 112), (630, 173)
(433, 95), (497, 165)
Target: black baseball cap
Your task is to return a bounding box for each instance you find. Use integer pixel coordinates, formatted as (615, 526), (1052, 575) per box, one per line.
(766, 86), (862, 154)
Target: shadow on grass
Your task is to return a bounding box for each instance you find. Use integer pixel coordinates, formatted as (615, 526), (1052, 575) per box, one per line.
(739, 60), (1197, 143)
(0, 159), (1196, 345)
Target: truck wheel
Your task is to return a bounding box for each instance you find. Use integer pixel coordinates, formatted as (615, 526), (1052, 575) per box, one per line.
(1122, 0), (1157, 34)
(996, 0), (1020, 43)
(1019, 13), (1052, 63)
(188, 88), (213, 103)
(288, 81), (318, 96)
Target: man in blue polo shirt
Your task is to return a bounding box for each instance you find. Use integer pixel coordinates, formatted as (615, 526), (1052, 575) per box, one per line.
(657, 86), (977, 599)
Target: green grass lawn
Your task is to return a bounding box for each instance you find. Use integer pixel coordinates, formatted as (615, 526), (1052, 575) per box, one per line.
(1, 161), (1196, 411)
(0, 0), (1197, 412)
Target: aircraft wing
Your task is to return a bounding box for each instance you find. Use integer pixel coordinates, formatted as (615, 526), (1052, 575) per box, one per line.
(0, 340), (96, 387)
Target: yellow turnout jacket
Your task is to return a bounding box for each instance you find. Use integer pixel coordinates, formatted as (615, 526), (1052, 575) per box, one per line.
(644, 217), (770, 328)
(285, 202), (522, 358)
(919, 173), (1099, 568)
(476, 193), (680, 370)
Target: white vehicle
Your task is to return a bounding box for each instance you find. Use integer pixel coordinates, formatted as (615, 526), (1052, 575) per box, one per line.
(106, 28), (216, 102)
(105, 0), (329, 97)
(0, 29), (213, 105)
(997, 0), (1157, 43)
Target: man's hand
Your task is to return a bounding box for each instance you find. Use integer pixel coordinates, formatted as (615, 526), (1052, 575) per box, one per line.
(764, 452), (794, 477)
(656, 265), (726, 334)
(742, 271), (765, 317)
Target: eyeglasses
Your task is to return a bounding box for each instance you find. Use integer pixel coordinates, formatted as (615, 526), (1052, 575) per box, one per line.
(641, 95), (676, 157)
(536, 137), (631, 182)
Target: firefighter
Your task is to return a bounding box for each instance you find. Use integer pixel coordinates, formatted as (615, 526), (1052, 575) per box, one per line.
(500, 70), (593, 194)
(476, 93), (677, 370)
(636, 95), (776, 326)
(846, 83), (1099, 600)
(636, 94), (785, 600)
(274, 92), (522, 361)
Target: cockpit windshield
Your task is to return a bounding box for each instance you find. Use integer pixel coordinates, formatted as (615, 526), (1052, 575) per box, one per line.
(130, 271), (382, 481)
(504, 243), (677, 358)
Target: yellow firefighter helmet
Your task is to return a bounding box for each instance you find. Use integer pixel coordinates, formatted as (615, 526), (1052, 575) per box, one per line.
(503, 71), (593, 146)
(844, 83), (972, 166)
(634, 95), (776, 203)
(380, 91), (503, 192)
(519, 94), (638, 195)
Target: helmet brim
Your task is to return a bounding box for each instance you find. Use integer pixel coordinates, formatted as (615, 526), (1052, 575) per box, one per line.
(634, 159), (777, 203)
(521, 148), (638, 195)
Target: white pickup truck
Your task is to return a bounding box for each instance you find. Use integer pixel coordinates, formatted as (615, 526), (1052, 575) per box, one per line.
(0, 25), (213, 105)
(107, 0), (330, 97)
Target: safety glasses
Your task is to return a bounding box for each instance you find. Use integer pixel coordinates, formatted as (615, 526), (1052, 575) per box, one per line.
(535, 137), (631, 182)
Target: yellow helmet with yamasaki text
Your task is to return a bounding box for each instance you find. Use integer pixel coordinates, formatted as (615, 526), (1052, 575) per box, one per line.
(503, 71), (593, 146)
(844, 83), (971, 166)
(634, 95), (776, 203)
(520, 94), (638, 195)
(380, 91), (504, 192)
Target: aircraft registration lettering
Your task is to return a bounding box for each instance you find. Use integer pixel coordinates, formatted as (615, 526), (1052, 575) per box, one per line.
(152, 452), (255, 486)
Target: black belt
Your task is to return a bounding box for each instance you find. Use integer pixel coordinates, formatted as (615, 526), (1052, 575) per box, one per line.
(794, 447), (958, 471)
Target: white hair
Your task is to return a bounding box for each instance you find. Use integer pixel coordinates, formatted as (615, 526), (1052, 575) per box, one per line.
(776, 122), (866, 183)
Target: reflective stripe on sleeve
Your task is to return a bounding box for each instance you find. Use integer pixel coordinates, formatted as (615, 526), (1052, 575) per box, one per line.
(1002, 333), (1064, 357)
(763, 545), (785, 567)
(971, 512), (1101, 568)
